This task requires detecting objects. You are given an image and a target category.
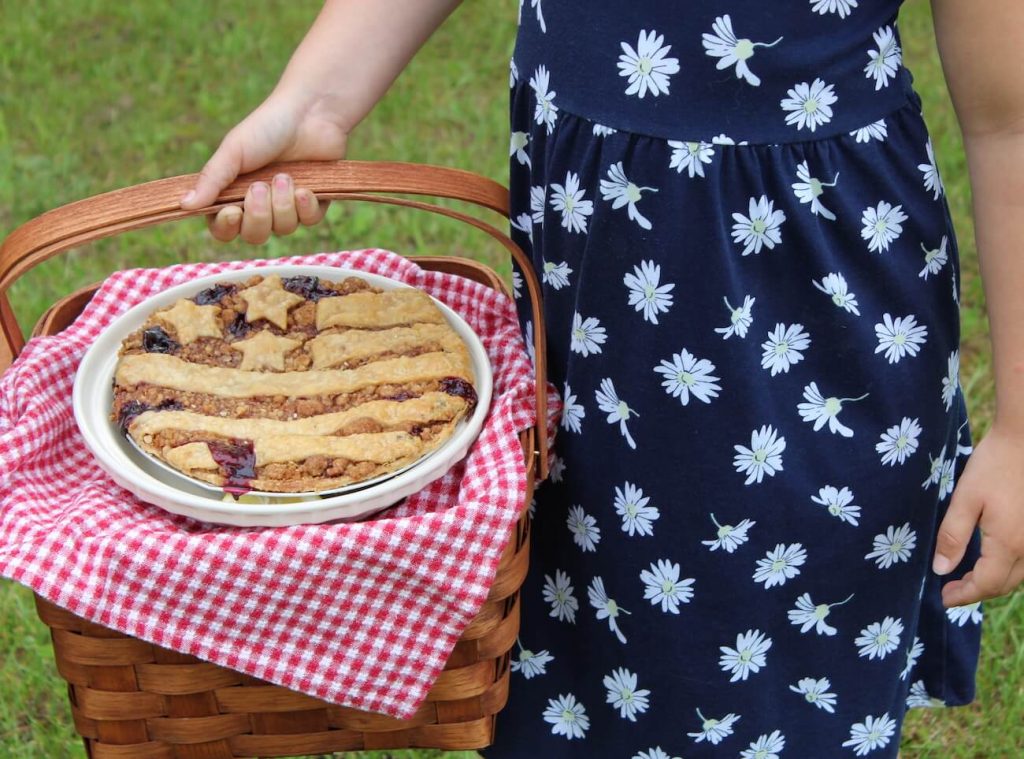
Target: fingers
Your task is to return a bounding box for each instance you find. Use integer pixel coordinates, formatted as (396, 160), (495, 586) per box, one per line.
(239, 182), (274, 244)
(932, 478), (984, 576)
(208, 205), (243, 242)
(296, 189), (329, 227)
(942, 538), (1021, 607)
(270, 174), (299, 237)
(182, 135), (245, 209)
(206, 175), (326, 243)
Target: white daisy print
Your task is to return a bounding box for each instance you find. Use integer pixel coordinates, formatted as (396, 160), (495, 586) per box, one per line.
(761, 322), (811, 375)
(733, 424), (786, 485)
(624, 260), (675, 324)
(510, 131), (530, 167)
(654, 349), (722, 405)
(798, 382), (869, 437)
(510, 212), (533, 242)
(509, 58), (518, 88)
(593, 123), (617, 137)
(907, 680), (945, 709)
(850, 119), (887, 143)
(589, 576), (631, 644)
(687, 708), (741, 744)
(541, 260), (573, 289)
(865, 523), (917, 569)
(633, 748), (680, 759)
(732, 195), (787, 255)
(740, 730), (786, 759)
(603, 667), (651, 722)
(529, 65), (558, 134)
(713, 133), (749, 146)
(511, 639), (553, 679)
(614, 481), (660, 537)
(919, 236), (949, 279)
(924, 451), (955, 500)
(901, 637), (924, 680)
(567, 505), (601, 552)
(640, 559), (695, 614)
(918, 139), (944, 200)
(789, 676), (839, 713)
(861, 200), (907, 253)
(549, 454), (565, 483)
(702, 514), (756, 553)
(753, 543), (808, 589)
(715, 294), (756, 339)
(561, 382), (585, 434)
(864, 26), (901, 90)
(874, 313), (928, 363)
(877, 417), (922, 466)
(550, 171), (593, 233)
(946, 601), (983, 627)
(543, 570), (579, 623)
(600, 161), (658, 230)
(542, 693), (589, 740)
(702, 15), (783, 87)
(524, 321), (535, 366)
(719, 629), (773, 682)
(781, 78), (837, 132)
(530, 185), (546, 224)
(813, 272), (861, 315)
(570, 311), (607, 356)
(811, 485), (862, 526)
(788, 592), (854, 636)
(811, 0), (859, 19)
(530, 0), (545, 33)
(842, 712), (897, 755)
(921, 445), (947, 488)
(668, 140), (715, 178)
(596, 378), (639, 450)
(855, 616), (904, 660)
(511, 269), (523, 299)
(792, 161), (839, 220)
(618, 29), (680, 98)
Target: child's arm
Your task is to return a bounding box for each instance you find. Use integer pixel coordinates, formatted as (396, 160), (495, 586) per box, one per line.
(181, 0), (462, 243)
(929, 0), (1024, 606)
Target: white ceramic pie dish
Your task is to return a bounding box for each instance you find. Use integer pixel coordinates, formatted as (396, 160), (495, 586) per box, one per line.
(72, 264), (493, 526)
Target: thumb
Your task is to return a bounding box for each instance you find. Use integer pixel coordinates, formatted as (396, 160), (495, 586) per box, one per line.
(932, 481), (983, 576)
(180, 135), (245, 209)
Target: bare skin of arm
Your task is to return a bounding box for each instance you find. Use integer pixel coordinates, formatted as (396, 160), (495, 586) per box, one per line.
(180, 0), (462, 243)
(930, 0), (1024, 606)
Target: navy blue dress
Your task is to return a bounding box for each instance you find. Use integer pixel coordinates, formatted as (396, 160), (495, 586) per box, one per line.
(492, 2), (982, 757)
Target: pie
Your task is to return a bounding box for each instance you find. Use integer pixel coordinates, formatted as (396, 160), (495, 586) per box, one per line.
(111, 273), (478, 495)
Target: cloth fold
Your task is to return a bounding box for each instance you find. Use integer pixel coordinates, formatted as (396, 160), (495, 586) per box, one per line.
(0, 249), (552, 719)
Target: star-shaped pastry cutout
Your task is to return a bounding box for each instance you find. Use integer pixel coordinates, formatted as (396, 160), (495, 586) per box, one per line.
(154, 300), (222, 344)
(240, 275), (305, 330)
(231, 330), (303, 371)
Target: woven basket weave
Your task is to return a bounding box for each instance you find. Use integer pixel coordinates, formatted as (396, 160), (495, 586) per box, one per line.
(0, 161), (550, 758)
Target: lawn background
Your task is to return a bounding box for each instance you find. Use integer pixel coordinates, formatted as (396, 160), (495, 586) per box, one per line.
(0, 1), (1019, 757)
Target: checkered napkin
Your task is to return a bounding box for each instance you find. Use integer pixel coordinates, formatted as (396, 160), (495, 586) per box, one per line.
(0, 249), (554, 719)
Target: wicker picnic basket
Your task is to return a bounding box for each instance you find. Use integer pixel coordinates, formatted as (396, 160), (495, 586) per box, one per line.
(0, 161), (550, 758)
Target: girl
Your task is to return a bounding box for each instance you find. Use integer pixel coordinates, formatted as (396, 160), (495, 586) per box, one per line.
(181, 2), (1024, 756)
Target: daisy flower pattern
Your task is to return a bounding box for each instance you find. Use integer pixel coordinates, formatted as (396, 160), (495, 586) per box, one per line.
(792, 161), (839, 220)
(789, 676), (839, 713)
(919, 236), (949, 279)
(811, 485), (862, 526)
(753, 543), (808, 589)
(702, 514), (757, 553)
(797, 382), (868, 437)
(614, 481), (660, 537)
(633, 749), (680, 759)
(550, 171), (593, 233)
(855, 616), (904, 660)
(780, 78), (837, 132)
(907, 680), (945, 709)
(687, 709), (741, 744)
(510, 131), (531, 167)
(542, 693), (589, 740)
(761, 322), (811, 375)
(732, 195), (787, 255)
(865, 523), (917, 569)
(668, 140), (715, 178)
(850, 119), (887, 142)
(570, 312), (607, 356)
(946, 601), (983, 627)
(702, 15), (783, 87)
(734, 424), (786, 485)
(529, 65), (558, 133)
(864, 26), (901, 90)
(567, 505), (601, 552)
(715, 294), (756, 339)
(740, 730), (786, 759)
(918, 139), (944, 200)
(874, 313), (928, 364)
(861, 200), (907, 253)
(654, 349), (722, 405)
(618, 29), (680, 98)
(788, 592), (854, 636)
(511, 640), (554, 679)
(813, 272), (861, 315)
(942, 351), (960, 408)
(530, 0), (546, 33)
(561, 382), (585, 434)
(842, 713), (897, 755)
(719, 629), (773, 682)
(541, 259), (573, 289)
(543, 570), (579, 623)
(901, 636), (924, 680)
(624, 260), (675, 323)
(876, 417), (922, 466)
(530, 184), (546, 224)
(603, 667), (651, 721)
(600, 161), (658, 230)
(596, 378), (639, 449)
(810, 0), (859, 18)
(589, 576), (631, 644)
(640, 559), (695, 613)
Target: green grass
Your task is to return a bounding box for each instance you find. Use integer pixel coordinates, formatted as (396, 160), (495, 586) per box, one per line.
(0, 0), (1020, 756)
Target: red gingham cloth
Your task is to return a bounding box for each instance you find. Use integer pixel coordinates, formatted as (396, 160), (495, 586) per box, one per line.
(0, 249), (556, 719)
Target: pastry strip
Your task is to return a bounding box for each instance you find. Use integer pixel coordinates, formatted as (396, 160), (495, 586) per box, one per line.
(316, 289), (447, 330)
(308, 324), (467, 370)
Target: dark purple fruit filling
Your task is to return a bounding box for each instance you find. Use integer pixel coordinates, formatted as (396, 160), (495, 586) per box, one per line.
(440, 377), (478, 410)
(192, 283), (236, 306)
(227, 311), (251, 339)
(385, 390), (414, 402)
(207, 439), (257, 496)
(282, 275), (339, 302)
(141, 326), (180, 354)
(117, 399), (184, 433)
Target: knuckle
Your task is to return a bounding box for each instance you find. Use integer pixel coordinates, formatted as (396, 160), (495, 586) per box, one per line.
(936, 527), (964, 553)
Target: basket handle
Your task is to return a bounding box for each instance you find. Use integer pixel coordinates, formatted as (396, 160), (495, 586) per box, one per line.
(0, 160), (550, 479)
